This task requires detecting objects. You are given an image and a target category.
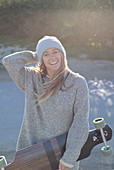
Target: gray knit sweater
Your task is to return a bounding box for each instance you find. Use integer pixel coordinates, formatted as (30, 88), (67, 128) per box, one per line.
(2, 51), (89, 170)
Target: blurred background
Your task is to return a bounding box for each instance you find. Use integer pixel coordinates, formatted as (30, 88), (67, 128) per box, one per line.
(0, 1), (114, 170)
(0, 0), (114, 60)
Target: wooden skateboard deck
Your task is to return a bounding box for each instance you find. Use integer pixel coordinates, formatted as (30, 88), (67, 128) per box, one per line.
(1, 124), (112, 170)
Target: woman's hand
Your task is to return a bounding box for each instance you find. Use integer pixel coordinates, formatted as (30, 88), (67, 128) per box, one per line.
(59, 162), (69, 170)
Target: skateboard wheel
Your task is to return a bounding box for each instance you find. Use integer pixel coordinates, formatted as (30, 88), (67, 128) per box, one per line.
(101, 146), (113, 157)
(0, 156), (7, 168)
(93, 118), (105, 129)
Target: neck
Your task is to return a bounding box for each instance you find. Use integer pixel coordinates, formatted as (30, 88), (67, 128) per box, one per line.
(47, 71), (54, 80)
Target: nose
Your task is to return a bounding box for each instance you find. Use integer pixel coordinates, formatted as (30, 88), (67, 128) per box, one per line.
(50, 53), (55, 59)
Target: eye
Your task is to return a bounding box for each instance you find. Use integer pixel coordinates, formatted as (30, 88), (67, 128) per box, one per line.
(44, 53), (49, 57)
(53, 50), (58, 54)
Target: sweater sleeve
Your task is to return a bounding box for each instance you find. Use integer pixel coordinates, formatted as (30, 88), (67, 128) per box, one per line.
(2, 51), (38, 92)
(60, 76), (89, 166)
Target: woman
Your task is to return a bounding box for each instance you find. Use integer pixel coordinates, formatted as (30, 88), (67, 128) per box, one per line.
(2, 36), (89, 170)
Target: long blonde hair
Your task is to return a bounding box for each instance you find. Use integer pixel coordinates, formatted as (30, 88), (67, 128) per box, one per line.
(31, 51), (77, 104)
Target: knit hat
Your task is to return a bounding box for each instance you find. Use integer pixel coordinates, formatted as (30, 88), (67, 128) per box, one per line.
(36, 36), (66, 62)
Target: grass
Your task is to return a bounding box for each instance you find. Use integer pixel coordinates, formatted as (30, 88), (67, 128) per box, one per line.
(0, 35), (35, 50)
(67, 46), (114, 61)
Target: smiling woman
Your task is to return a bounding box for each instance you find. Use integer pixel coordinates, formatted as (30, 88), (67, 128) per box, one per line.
(2, 36), (89, 170)
(35, 47), (71, 104)
(34, 36), (74, 104)
(42, 48), (62, 78)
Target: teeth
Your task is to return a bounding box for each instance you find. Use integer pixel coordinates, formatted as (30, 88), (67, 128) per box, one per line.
(50, 61), (57, 65)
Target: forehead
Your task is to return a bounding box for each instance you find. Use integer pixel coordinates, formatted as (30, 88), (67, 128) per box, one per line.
(44, 48), (59, 53)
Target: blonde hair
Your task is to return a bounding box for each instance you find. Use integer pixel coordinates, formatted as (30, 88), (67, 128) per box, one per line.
(31, 52), (77, 104)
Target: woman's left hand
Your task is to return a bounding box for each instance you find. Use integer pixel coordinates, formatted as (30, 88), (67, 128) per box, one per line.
(59, 162), (69, 170)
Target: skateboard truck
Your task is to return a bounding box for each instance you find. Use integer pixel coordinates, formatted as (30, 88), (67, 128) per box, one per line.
(0, 156), (7, 170)
(93, 117), (113, 157)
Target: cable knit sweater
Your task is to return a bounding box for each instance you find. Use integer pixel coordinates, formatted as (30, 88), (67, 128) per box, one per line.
(2, 51), (89, 170)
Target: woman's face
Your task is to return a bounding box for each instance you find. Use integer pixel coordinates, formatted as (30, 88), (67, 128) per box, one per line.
(42, 48), (62, 76)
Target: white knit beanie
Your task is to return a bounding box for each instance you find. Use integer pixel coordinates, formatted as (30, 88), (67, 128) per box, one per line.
(36, 36), (66, 62)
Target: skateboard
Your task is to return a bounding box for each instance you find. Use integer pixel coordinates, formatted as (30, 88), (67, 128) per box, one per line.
(0, 118), (113, 170)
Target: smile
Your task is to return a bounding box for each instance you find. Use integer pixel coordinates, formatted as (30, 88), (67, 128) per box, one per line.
(50, 61), (58, 65)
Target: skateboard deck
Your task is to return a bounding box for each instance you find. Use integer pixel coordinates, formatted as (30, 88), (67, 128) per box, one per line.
(1, 124), (112, 170)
